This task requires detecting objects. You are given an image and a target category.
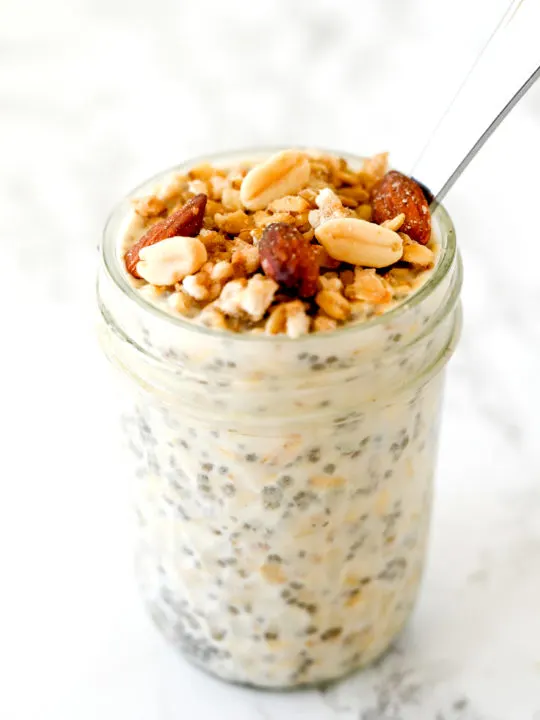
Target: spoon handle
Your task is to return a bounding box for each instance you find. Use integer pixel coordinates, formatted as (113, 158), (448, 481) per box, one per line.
(411, 0), (540, 204)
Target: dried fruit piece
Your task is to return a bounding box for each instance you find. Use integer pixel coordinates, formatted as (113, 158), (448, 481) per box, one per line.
(125, 194), (207, 277)
(136, 236), (207, 286)
(240, 150), (310, 211)
(315, 217), (403, 268)
(372, 171), (431, 245)
(259, 222), (319, 298)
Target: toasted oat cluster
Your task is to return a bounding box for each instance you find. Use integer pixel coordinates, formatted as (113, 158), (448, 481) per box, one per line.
(121, 149), (436, 337)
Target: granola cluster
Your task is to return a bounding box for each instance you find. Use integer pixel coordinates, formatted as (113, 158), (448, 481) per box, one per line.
(121, 149), (436, 337)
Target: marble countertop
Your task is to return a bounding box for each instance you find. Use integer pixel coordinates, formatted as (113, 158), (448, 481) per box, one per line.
(1, 0), (539, 718)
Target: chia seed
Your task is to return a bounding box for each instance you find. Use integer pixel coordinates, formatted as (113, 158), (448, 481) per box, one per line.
(262, 485), (283, 510)
(321, 627), (342, 641)
(379, 557), (407, 581)
(293, 491), (317, 510)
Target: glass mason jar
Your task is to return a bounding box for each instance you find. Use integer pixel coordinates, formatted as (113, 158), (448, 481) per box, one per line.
(97, 149), (462, 689)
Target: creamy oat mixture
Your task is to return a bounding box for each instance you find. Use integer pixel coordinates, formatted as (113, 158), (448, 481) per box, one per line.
(119, 149), (437, 337)
(99, 148), (461, 688)
(130, 375), (443, 687)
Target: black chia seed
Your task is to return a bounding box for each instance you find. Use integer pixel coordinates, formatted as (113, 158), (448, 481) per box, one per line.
(262, 485), (283, 510)
(321, 627), (342, 641)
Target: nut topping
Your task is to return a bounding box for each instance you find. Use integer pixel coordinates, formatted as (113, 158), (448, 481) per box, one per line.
(259, 223), (319, 298)
(240, 150), (310, 211)
(121, 149), (437, 335)
(125, 194), (207, 277)
(136, 236), (207, 286)
(372, 171), (431, 245)
(315, 217), (403, 268)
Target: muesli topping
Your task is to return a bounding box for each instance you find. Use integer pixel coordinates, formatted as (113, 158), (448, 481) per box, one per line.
(121, 150), (437, 336)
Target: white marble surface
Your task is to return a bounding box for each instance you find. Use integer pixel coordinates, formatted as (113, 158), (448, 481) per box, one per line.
(1, 1), (540, 718)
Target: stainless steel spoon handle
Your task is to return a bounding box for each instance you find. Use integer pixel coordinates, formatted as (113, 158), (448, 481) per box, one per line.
(411, 0), (540, 204)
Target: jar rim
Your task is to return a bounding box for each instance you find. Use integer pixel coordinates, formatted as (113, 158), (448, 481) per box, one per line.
(101, 146), (457, 345)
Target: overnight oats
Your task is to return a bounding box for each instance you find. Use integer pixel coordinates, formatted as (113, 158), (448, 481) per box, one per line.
(97, 148), (462, 688)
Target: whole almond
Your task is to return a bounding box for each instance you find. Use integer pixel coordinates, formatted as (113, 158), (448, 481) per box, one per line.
(125, 194), (207, 277)
(315, 217), (403, 268)
(259, 222), (319, 297)
(136, 236), (207, 286)
(240, 150), (310, 211)
(372, 171), (431, 244)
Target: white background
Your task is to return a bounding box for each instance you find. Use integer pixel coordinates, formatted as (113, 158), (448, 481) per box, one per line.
(1, 1), (539, 718)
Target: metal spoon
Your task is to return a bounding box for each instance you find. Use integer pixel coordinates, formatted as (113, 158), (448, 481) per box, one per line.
(411, 0), (540, 205)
